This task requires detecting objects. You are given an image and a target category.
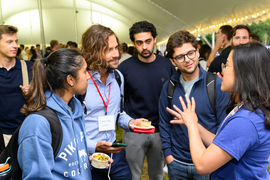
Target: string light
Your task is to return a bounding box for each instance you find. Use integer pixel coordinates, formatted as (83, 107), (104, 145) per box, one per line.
(157, 9), (268, 46)
(190, 10), (267, 34)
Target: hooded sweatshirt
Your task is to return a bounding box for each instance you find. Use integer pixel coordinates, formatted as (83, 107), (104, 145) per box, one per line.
(18, 91), (92, 179)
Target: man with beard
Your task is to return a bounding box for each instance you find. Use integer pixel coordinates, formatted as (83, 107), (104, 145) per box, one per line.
(118, 21), (175, 180)
(158, 30), (228, 180)
(80, 24), (145, 180)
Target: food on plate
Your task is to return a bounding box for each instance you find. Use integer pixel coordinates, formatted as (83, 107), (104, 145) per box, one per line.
(133, 122), (141, 127)
(132, 120), (152, 127)
(141, 120), (151, 127)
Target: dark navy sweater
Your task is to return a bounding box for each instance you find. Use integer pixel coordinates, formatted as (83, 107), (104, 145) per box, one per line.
(118, 54), (175, 132)
(0, 57), (33, 134)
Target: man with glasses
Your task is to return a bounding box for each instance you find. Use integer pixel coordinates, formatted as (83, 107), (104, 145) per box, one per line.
(158, 30), (229, 180)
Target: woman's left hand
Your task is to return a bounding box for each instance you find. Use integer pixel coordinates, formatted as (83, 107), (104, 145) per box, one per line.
(167, 94), (198, 128)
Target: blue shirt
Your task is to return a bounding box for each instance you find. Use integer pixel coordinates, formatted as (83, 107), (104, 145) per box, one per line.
(18, 92), (92, 179)
(0, 58), (33, 134)
(84, 69), (132, 154)
(211, 106), (270, 180)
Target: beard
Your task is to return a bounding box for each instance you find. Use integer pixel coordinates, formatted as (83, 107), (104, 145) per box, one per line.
(178, 62), (199, 75)
(139, 49), (153, 58)
(100, 57), (119, 70)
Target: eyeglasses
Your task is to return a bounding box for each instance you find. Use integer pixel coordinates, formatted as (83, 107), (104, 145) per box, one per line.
(221, 63), (233, 75)
(173, 49), (197, 63)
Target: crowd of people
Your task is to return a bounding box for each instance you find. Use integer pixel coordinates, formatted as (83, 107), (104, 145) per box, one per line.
(0, 19), (269, 180)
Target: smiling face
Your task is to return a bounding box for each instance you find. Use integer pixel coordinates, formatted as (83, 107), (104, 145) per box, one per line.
(133, 32), (156, 59)
(232, 29), (250, 46)
(102, 34), (119, 70)
(172, 43), (200, 81)
(0, 33), (18, 60)
(221, 51), (235, 92)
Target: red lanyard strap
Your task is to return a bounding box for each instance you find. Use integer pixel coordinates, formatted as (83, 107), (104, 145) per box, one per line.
(88, 71), (111, 115)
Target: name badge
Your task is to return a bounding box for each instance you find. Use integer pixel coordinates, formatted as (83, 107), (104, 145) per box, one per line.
(98, 115), (115, 131)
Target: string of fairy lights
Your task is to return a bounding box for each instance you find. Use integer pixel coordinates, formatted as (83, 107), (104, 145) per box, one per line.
(157, 10), (268, 46)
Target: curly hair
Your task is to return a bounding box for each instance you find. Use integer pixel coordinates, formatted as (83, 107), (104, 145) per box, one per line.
(166, 30), (197, 59)
(129, 21), (157, 42)
(227, 42), (270, 129)
(80, 24), (120, 71)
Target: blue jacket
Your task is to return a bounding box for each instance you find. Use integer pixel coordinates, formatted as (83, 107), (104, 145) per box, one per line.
(159, 67), (229, 163)
(18, 91), (92, 179)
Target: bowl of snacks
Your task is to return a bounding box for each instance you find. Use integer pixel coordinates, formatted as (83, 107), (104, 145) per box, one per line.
(91, 152), (110, 169)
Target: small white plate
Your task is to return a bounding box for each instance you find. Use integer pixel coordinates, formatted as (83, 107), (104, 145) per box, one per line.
(130, 124), (155, 129)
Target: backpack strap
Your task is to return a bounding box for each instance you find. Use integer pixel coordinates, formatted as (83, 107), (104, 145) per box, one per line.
(0, 106), (62, 180)
(32, 107), (63, 158)
(167, 79), (177, 107)
(114, 70), (123, 129)
(206, 72), (216, 114)
(167, 73), (216, 115)
(20, 60), (29, 86)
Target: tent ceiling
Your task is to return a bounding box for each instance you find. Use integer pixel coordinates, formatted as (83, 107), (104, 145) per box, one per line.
(0, 0), (269, 45)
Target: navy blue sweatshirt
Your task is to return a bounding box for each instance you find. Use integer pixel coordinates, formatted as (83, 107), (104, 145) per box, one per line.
(118, 54), (175, 132)
(159, 67), (229, 163)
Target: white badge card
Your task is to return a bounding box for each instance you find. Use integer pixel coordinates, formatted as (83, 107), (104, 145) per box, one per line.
(98, 115), (115, 131)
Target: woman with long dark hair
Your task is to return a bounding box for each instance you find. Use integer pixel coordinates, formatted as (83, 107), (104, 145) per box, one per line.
(18, 49), (92, 179)
(167, 42), (270, 179)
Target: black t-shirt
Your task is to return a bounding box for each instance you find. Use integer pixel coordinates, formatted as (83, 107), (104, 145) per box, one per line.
(208, 46), (232, 74)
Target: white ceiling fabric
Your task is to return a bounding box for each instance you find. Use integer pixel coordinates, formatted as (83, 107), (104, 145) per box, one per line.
(0, 0), (269, 45)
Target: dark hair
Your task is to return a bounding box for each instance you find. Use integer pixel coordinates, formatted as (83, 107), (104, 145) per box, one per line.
(199, 44), (212, 59)
(80, 24), (120, 71)
(70, 42), (78, 48)
(0, 25), (18, 40)
(231, 25), (250, 37)
(197, 40), (203, 46)
(67, 41), (72, 46)
(50, 40), (59, 49)
(36, 44), (40, 47)
(21, 48), (84, 114)
(166, 30), (197, 59)
(16, 47), (21, 56)
(120, 43), (128, 53)
(30, 49), (37, 62)
(127, 46), (136, 56)
(220, 25), (233, 41)
(227, 42), (270, 129)
(129, 21), (157, 42)
(20, 44), (24, 49)
(250, 33), (260, 42)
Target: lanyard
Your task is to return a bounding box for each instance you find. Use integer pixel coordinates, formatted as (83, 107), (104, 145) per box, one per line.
(219, 101), (244, 130)
(88, 71), (111, 115)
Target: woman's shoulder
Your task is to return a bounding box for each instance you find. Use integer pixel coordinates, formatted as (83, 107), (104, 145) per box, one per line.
(19, 114), (51, 143)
